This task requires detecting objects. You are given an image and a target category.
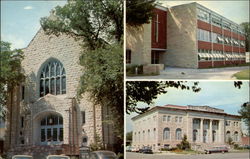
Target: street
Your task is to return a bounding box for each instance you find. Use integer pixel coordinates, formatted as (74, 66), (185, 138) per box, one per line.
(126, 152), (250, 159)
(127, 66), (249, 80)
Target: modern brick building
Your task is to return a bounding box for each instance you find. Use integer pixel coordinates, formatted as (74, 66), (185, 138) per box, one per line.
(4, 28), (115, 158)
(126, 2), (246, 69)
(131, 104), (242, 152)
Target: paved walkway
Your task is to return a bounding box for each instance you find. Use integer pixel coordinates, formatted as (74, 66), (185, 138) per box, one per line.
(127, 66), (249, 80)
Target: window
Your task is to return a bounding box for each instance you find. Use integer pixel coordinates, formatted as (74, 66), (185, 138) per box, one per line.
(197, 29), (211, 42)
(175, 116), (178, 122)
(212, 130), (216, 142)
(82, 136), (88, 146)
(39, 60), (66, 97)
(82, 111), (86, 124)
(179, 117), (182, 122)
(234, 132), (239, 142)
(176, 128), (182, 140)
(40, 114), (63, 144)
(154, 14), (159, 42)
(226, 131), (231, 142)
(153, 128), (156, 139)
(163, 115), (167, 122)
(151, 51), (160, 64)
(203, 130), (208, 143)
(147, 129), (150, 140)
(167, 116), (171, 122)
(197, 8), (209, 23)
(21, 116), (24, 128)
(126, 49), (131, 64)
(193, 129), (198, 142)
(212, 16), (222, 27)
(163, 128), (170, 140)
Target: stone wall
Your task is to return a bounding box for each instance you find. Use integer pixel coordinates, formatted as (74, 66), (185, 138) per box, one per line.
(166, 3), (198, 68)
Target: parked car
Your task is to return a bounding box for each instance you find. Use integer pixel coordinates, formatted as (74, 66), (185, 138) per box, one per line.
(131, 147), (139, 152)
(141, 148), (153, 154)
(12, 155), (33, 159)
(126, 146), (132, 152)
(46, 155), (70, 159)
(89, 151), (117, 159)
(204, 146), (228, 154)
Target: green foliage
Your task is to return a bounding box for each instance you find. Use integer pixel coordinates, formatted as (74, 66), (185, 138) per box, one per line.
(234, 144), (239, 149)
(240, 22), (250, 52)
(126, 0), (156, 27)
(227, 137), (234, 145)
(238, 102), (250, 134)
(89, 133), (104, 151)
(41, 0), (123, 50)
(126, 81), (201, 114)
(0, 41), (25, 118)
(176, 134), (191, 150)
(126, 65), (143, 75)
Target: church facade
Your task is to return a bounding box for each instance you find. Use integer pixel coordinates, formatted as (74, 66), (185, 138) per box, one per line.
(131, 104), (242, 152)
(126, 2), (246, 69)
(4, 28), (115, 157)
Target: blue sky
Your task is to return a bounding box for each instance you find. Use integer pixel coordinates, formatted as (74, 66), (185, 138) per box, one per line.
(1, 1), (66, 49)
(1, 1), (249, 50)
(126, 81), (250, 132)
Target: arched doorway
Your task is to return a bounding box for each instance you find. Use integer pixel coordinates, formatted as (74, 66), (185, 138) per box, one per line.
(39, 114), (63, 145)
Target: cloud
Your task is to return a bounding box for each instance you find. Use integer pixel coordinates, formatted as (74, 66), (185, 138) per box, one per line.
(1, 34), (26, 50)
(24, 6), (33, 10)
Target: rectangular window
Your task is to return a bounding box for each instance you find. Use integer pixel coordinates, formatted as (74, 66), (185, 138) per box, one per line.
(53, 128), (58, 141)
(56, 77), (60, 95)
(47, 128), (52, 141)
(61, 76), (66, 94)
(59, 128), (63, 141)
(41, 129), (45, 142)
(82, 111), (86, 124)
(126, 49), (131, 64)
(175, 116), (178, 122)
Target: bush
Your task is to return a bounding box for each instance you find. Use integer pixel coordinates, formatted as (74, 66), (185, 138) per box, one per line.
(177, 134), (191, 150)
(234, 144), (239, 149)
(126, 65), (143, 75)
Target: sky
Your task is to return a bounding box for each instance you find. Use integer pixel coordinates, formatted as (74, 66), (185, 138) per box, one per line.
(1, 1), (249, 50)
(1, 1), (66, 50)
(126, 81), (250, 133)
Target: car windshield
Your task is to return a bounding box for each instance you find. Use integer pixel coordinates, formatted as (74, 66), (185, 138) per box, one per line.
(47, 157), (69, 159)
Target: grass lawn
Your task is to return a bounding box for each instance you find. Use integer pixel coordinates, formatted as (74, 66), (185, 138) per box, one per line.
(233, 69), (250, 79)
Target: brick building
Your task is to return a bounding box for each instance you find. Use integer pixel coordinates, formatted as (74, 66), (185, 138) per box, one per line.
(4, 28), (115, 158)
(131, 104), (242, 152)
(126, 3), (246, 69)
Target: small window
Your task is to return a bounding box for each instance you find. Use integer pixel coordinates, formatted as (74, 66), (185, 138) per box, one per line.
(126, 49), (131, 64)
(21, 116), (24, 128)
(82, 111), (86, 124)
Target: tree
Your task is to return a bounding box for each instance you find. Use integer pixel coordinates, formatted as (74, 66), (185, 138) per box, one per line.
(126, 81), (201, 114)
(177, 134), (191, 150)
(0, 41), (25, 118)
(40, 0), (124, 153)
(126, 0), (156, 27)
(238, 102), (250, 134)
(240, 22), (250, 52)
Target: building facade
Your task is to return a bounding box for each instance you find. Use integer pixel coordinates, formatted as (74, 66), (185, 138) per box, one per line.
(131, 105), (242, 151)
(126, 2), (246, 69)
(4, 28), (115, 158)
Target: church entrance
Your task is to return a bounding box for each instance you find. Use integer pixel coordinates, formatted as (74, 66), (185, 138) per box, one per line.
(40, 114), (63, 145)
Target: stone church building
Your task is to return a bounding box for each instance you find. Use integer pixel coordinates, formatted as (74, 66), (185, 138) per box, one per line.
(132, 104), (242, 152)
(4, 28), (115, 157)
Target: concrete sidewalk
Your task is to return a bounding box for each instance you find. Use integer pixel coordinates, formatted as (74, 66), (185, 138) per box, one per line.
(127, 66), (249, 80)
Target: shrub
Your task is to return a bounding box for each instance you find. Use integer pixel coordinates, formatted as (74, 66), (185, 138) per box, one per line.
(126, 65), (143, 75)
(177, 134), (191, 150)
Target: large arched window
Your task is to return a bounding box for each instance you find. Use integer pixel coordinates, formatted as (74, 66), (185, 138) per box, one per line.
(40, 60), (66, 97)
(176, 128), (182, 140)
(193, 129), (198, 142)
(40, 114), (63, 144)
(163, 128), (170, 140)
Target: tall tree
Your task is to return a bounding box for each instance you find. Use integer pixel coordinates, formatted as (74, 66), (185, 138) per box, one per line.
(0, 41), (25, 118)
(126, 0), (156, 27)
(40, 0), (124, 153)
(240, 22), (250, 52)
(126, 81), (201, 114)
(238, 102), (250, 135)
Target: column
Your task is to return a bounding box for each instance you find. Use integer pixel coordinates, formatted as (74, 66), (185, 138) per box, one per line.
(200, 118), (204, 143)
(210, 120), (213, 143)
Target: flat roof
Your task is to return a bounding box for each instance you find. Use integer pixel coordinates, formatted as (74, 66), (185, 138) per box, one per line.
(132, 104), (241, 120)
